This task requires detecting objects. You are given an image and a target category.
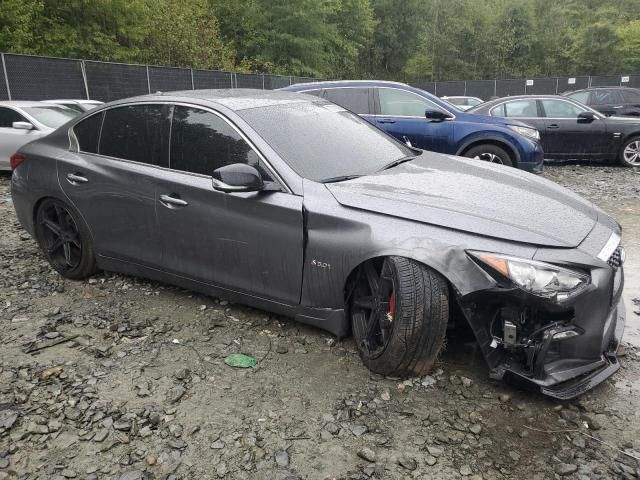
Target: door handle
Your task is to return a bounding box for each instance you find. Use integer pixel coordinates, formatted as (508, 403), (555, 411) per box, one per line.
(160, 194), (188, 207)
(546, 124), (560, 129)
(377, 118), (396, 124)
(66, 173), (88, 184)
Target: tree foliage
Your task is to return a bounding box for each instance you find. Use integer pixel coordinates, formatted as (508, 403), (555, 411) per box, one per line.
(1, 0), (640, 80)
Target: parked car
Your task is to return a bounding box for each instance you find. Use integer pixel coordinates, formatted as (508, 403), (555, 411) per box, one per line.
(0, 101), (79, 170)
(469, 95), (640, 167)
(281, 81), (543, 173)
(11, 89), (625, 398)
(441, 95), (484, 111)
(43, 99), (104, 113)
(563, 87), (640, 117)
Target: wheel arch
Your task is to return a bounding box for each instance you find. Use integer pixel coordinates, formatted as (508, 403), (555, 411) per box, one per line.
(456, 137), (520, 166)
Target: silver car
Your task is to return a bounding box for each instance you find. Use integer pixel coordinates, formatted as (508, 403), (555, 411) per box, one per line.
(0, 101), (79, 170)
(43, 99), (104, 113)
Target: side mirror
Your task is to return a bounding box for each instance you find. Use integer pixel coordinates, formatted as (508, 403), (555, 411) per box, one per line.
(425, 109), (451, 121)
(12, 121), (34, 130)
(577, 111), (596, 122)
(212, 163), (264, 193)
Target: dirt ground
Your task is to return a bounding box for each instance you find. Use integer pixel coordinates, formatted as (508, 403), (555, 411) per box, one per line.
(1, 164), (639, 480)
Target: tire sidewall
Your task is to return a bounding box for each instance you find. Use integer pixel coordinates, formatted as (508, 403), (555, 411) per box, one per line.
(464, 144), (514, 167)
(35, 198), (96, 279)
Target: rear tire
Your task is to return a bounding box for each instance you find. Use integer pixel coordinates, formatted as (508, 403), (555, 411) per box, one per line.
(618, 136), (640, 167)
(464, 144), (514, 167)
(350, 257), (449, 377)
(34, 198), (97, 280)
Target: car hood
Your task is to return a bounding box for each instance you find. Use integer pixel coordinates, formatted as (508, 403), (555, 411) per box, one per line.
(326, 153), (598, 248)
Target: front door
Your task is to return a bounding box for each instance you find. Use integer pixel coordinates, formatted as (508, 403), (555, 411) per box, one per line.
(155, 106), (304, 304)
(59, 105), (171, 266)
(540, 99), (609, 157)
(374, 87), (453, 152)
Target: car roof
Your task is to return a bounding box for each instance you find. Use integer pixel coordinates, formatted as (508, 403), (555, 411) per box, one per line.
(0, 100), (61, 108)
(570, 86), (638, 92)
(46, 99), (103, 104)
(139, 88), (323, 111)
(283, 79), (411, 89)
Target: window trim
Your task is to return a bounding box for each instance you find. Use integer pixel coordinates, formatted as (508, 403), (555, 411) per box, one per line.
(69, 101), (291, 194)
(374, 86), (454, 119)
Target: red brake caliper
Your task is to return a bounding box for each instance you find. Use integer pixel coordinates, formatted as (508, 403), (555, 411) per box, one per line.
(387, 291), (395, 322)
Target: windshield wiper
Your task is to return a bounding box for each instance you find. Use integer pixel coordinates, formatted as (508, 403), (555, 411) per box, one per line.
(379, 155), (417, 171)
(321, 174), (364, 184)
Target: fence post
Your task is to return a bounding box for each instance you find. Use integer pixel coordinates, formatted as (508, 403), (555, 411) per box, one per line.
(146, 66), (151, 93)
(80, 60), (90, 100)
(1, 53), (11, 100)
(588, 75), (592, 88)
(262, 74), (265, 90)
(464, 80), (467, 96)
(434, 81), (437, 96)
(190, 69), (195, 90)
(494, 79), (497, 98)
(555, 77), (559, 94)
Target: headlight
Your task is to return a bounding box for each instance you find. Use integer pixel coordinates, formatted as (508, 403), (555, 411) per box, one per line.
(468, 251), (589, 301)
(508, 125), (540, 141)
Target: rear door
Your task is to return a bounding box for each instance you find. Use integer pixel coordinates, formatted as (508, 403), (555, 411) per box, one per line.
(540, 99), (609, 157)
(374, 87), (453, 152)
(60, 104), (170, 266)
(154, 105), (304, 303)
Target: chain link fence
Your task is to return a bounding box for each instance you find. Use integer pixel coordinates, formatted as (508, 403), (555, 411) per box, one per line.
(410, 74), (638, 99)
(0, 53), (318, 102)
(2, 52), (639, 102)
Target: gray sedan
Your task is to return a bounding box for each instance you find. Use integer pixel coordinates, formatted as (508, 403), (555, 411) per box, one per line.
(11, 90), (625, 398)
(0, 101), (78, 170)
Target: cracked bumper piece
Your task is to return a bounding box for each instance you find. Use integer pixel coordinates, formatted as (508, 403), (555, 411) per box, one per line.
(460, 266), (625, 399)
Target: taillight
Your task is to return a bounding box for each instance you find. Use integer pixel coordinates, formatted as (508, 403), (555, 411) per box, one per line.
(10, 153), (26, 170)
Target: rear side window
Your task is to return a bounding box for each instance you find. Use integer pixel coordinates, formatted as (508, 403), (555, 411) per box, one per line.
(99, 104), (171, 167)
(324, 88), (370, 114)
(541, 100), (584, 118)
(0, 107), (26, 127)
(567, 91), (589, 104)
(170, 106), (272, 180)
(502, 100), (538, 117)
(73, 112), (103, 154)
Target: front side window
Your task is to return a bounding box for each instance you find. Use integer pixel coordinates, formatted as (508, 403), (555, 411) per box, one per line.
(73, 112), (104, 154)
(0, 107), (26, 128)
(567, 91), (589, 104)
(324, 88), (370, 114)
(501, 100), (538, 118)
(99, 104), (171, 167)
(621, 89), (640, 103)
(591, 90), (622, 105)
(378, 88), (441, 117)
(170, 106), (272, 180)
(541, 100), (584, 118)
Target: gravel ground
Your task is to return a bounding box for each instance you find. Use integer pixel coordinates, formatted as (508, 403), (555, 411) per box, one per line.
(1, 165), (639, 480)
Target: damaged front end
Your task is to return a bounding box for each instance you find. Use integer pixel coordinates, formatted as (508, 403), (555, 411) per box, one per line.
(458, 243), (626, 400)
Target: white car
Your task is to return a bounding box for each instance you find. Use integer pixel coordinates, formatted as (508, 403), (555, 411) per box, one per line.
(441, 96), (484, 111)
(43, 99), (104, 113)
(0, 101), (79, 170)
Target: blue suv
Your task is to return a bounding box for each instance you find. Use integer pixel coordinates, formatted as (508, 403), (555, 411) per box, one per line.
(281, 80), (544, 173)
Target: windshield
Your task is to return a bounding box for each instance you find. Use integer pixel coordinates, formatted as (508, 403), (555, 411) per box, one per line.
(23, 106), (79, 128)
(238, 101), (414, 182)
(467, 98), (482, 106)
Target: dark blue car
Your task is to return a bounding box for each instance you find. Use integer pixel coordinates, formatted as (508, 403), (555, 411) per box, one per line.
(281, 80), (544, 173)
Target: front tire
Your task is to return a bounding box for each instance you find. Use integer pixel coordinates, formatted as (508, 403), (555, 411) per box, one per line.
(34, 198), (97, 279)
(619, 136), (640, 167)
(350, 257), (449, 377)
(464, 144), (514, 167)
